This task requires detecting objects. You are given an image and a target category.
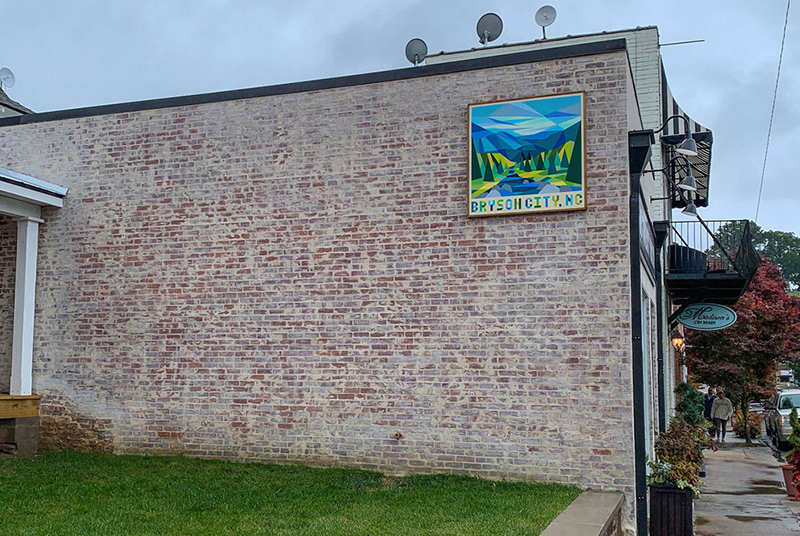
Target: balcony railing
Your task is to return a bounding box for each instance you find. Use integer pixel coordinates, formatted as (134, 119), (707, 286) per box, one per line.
(668, 219), (761, 281)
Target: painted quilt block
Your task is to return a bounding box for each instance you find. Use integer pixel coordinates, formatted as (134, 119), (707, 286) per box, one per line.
(469, 93), (586, 216)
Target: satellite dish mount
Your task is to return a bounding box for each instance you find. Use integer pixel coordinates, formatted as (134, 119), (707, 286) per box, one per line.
(535, 5), (557, 39)
(476, 13), (503, 45)
(405, 38), (428, 67)
(0, 67), (16, 91)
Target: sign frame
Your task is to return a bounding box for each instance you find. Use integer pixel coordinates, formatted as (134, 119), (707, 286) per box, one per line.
(467, 92), (587, 217)
(676, 303), (737, 331)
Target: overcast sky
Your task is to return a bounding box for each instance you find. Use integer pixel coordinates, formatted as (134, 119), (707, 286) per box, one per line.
(0, 1), (796, 235)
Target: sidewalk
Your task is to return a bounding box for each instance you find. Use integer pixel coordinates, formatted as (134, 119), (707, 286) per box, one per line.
(695, 434), (800, 535)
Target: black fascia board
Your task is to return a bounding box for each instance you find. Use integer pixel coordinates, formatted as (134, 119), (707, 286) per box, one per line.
(629, 130), (655, 176)
(0, 175), (66, 198)
(4, 103), (33, 115)
(0, 39), (627, 128)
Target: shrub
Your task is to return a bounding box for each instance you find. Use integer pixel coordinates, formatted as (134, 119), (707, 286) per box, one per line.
(789, 407), (800, 452)
(732, 409), (761, 439)
(654, 419), (706, 470)
(788, 407), (800, 496)
(674, 382), (707, 425)
(648, 418), (707, 496)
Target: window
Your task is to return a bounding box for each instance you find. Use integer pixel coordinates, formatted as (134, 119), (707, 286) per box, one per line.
(779, 394), (800, 409)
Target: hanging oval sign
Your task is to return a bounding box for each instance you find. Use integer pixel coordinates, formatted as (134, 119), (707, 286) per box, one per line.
(677, 303), (737, 331)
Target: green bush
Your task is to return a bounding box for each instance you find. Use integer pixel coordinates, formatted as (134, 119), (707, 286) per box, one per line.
(674, 382), (707, 425)
(789, 407), (800, 452)
(788, 407), (800, 495)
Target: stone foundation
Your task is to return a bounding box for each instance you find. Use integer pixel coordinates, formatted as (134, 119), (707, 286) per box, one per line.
(0, 417), (38, 455)
(39, 398), (113, 453)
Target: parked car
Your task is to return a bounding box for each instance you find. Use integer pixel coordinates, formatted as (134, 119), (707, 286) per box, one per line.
(749, 400), (765, 415)
(765, 389), (800, 450)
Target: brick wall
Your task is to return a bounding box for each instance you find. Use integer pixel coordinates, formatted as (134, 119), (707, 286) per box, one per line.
(0, 51), (635, 499)
(0, 217), (15, 394)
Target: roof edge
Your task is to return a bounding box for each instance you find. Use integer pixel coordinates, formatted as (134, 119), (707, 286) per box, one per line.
(427, 26), (656, 61)
(0, 167), (68, 197)
(0, 39), (627, 128)
(0, 87), (33, 115)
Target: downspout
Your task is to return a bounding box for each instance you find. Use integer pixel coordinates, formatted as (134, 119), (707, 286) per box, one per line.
(628, 131), (653, 536)
(629, 173), (648, 536)
(655, 229), (667, 433)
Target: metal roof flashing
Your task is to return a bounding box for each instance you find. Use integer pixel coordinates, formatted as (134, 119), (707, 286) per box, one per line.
(426, 26), (656, 64)
(0, 40), (627, 128)
(0, 167), (68, 205)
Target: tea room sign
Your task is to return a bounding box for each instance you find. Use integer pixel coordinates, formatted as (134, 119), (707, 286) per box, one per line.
(676, 304), (737, 331)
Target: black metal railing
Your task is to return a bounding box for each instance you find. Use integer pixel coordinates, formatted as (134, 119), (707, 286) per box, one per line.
(733, 220), (761, 281)
(668, 219), (761, 280)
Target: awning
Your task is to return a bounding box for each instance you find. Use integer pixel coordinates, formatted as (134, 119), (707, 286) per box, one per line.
(663, 131), (713, 208)
(659, 63), (713, 208)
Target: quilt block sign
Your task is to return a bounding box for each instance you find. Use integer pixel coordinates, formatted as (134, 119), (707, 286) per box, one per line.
(469, 93), (586, 216)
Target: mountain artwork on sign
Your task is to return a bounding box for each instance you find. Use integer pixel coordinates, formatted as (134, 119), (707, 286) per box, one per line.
(468, 93), (585, 216)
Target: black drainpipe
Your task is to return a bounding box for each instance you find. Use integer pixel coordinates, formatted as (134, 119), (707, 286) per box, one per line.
(629, 173), (648, 536)
(655, 241), (667, 433)
(628, 130), (655, 536)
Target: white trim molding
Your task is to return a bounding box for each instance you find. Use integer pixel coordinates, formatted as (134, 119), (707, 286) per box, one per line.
(10, 217), (41, 395)
(1, 168), (67, 396)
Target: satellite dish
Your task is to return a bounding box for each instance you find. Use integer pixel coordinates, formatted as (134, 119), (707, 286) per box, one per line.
(0, 67), (16, 89)
(405, 38), (428, 66)
(477, 13), (503, 45)
(535, 5), (557, 39)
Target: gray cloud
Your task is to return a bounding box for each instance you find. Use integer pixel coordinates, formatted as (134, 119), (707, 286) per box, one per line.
(0, 0), (797, 235)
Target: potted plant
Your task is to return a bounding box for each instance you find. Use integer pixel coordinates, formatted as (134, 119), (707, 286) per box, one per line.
(648, 418), (705, 536)
(674, 382), (707, 426)
(673, 382), (714, 475)
(780, 407), (800, 497)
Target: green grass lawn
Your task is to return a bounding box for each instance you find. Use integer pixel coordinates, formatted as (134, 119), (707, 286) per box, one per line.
(0, 450), (580, 535)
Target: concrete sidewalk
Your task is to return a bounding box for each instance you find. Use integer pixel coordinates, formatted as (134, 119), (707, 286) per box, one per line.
(695, 435), (800, 535)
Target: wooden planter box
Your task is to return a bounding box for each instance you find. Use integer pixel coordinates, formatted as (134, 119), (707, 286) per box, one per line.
(0, 395), (41, 456)
(649, 484), (693, 536)
(0, 395), (41, 419)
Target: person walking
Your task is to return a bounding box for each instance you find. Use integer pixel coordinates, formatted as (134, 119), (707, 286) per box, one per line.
(704, 388), (717, 419)
(704, 388), (718, 437)
(710, 391), (734, 442)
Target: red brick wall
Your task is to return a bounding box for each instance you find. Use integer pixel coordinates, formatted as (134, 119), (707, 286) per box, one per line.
(0, 217), (14, 393)
(0, 51), (635, 496)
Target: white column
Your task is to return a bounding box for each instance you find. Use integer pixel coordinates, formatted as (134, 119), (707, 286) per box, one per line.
(10, 216), (43, 396)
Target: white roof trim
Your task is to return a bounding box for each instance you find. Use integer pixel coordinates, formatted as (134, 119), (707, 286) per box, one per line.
(0, 181), (62, 208)
(0, 167), (68, 198)
(0, 196), (42, 219)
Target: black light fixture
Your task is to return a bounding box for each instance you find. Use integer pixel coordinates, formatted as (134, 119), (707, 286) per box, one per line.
(648, 154), (696, 190)
(647, 154), (699, 218)
(676, 136), (698, 157)
(654, 114), (698, 158)
(671, 332), (686, 353)
(630, 116), (702, 218)
(677, 170), (697, 192)
(681, 198), (699, 218)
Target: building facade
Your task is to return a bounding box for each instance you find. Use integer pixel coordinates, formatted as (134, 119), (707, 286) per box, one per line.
(0, 29), (757, 534)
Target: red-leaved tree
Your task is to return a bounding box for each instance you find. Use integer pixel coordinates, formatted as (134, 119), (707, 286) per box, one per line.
(686, 260), (800, 444)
